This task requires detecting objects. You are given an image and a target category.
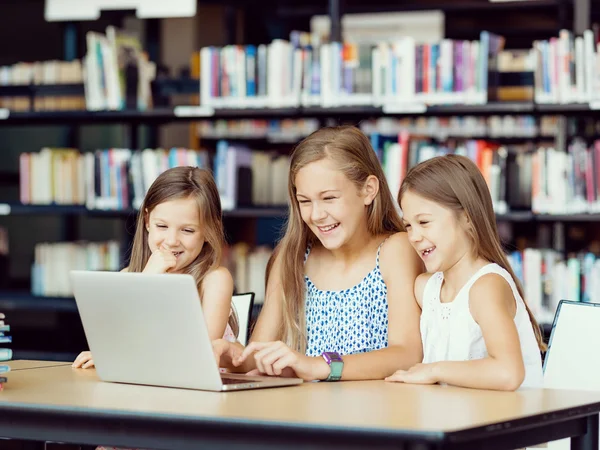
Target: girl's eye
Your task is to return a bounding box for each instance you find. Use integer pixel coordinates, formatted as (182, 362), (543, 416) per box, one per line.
(324, 197), (336, 201)
(156, 224), (167, 228)
(298, 200), (310, 204)
(183, 229), (194, 233)
(404, 224), (411, 229)
(419, 221), (429, 225)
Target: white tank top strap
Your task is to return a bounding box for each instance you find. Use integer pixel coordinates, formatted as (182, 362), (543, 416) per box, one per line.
(463, 263), (524, 310)
(375, 235), (391, 268)
(421, 272), (444, 312)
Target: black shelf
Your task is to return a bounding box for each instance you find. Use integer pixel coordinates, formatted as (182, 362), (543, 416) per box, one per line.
(0, 290), (264, 321)
(496, 211), (535, 222)
(4, 205), (600, 222)
(276, 0), (564, 17)
(224, 207), (288, 218)
(1, 204), (135, 217)
(0, 101), (599, 125)
(427, 102), (536, 115)
(0, 109), (178, 125)
(536, 103), (594, 113)
(0, 78), (199, 99)
(0, 83), (85, 97)
(0, 291), (77, 312)
(536, 213), (600, 222)
(302, 105), (382, 117)
(0, 203), (288, 218)
(212, 107), (301, 119)
(11, 350), (78, 362)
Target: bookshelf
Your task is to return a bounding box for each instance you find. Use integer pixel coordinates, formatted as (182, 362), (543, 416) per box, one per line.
(0, 0), (598, 360)
(5, 205), (600, 223)
(3, 102), (600, 124)
(0, 204), (288, 218)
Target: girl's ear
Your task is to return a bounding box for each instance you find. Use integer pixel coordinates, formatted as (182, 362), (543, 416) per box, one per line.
(144, 208), (150, 232)
(363, 175), (380, 206)
(459, 210), (472, 232)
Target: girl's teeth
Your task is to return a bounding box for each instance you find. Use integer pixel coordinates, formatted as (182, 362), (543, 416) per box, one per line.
(321, 223), (339, 232)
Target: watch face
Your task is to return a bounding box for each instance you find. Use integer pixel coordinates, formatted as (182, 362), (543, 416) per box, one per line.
(324, 351), (343, 363)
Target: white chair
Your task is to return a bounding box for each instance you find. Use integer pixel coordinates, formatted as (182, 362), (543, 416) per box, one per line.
(231, 292), (255, 346)
(526, 300), (600, 450)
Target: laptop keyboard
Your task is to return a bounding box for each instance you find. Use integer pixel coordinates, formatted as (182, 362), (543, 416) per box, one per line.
(221, 376), (262, 385)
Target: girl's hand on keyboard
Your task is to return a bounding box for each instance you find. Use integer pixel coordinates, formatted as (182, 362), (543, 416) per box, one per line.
(213, 339), (243, 368)
(237, 341), (329, 381)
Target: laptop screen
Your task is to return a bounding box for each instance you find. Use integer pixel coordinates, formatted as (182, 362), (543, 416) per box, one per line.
(543, 300), (600, 390)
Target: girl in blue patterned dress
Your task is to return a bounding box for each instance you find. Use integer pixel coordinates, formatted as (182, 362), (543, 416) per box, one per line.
(214, 126), (424, 382)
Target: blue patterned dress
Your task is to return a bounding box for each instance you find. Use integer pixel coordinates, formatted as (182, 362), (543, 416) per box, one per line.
(304, 240), (389, 357)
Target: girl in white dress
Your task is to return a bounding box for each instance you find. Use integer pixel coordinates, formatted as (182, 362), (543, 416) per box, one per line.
(386, 154), (545, 391)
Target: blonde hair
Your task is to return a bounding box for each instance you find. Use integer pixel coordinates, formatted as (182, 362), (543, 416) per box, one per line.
(128, 166), (238, 337)
(398, 154), (545, 352)
(276, 125), (404, 353)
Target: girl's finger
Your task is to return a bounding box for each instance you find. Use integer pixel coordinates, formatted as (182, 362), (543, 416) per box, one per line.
(272, 353), (296, 376)
(81, 359), (94, 369)
(238, 342), (269, 362)
(384, 371), (407, 382)
(258, 346), (291, 374)
(256, 346), (287, 376)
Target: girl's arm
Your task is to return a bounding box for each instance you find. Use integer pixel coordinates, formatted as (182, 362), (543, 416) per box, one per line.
(414, 272), (432, 309)
(234, 233), (424, 381)
(335, 232), (424, 380)
(215, 253), (284, 372)
(200, 266), (234, 341)
(429, 273), (526, 391)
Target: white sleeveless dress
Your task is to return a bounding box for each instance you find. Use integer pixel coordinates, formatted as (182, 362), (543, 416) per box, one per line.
(420, 263), (543, 389)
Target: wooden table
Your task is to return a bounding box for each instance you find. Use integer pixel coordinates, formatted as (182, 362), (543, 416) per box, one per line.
(6, 360), (72, 371)
(0, 361), (599, 450)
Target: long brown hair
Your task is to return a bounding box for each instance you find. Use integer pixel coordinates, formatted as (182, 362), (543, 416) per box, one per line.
(398, 154), (545, 351)
(277, 125), (405, 352)
(128, 166), (239, 338)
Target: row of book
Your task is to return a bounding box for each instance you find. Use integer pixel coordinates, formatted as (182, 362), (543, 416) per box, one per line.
(378, 137), (516, 214)
(199, 30), (502, 109)
(198, 27), (600, 109)
(17, 238), (600, 325)
(508, 249), (600, 326)
(17, 137), (600, 216)
(0, 313), (11, 392)
(83, 26), (156, 111)
(31, 241), (122, 297)
(0, 60), (85, 111)
(361, 115), (558, 140)
(26, 240), (272, 302)
(17, 243), (600, 329)
(198, 119), (320, 142)
(4, 29), (600, 112)
(18, 145), (290, 211)
(531, 140), (600, 215)
(197, 116), (559, 142)
(533, 30), (600, 105)
(223, 243), (273, 305)
(380, 134), (600, 215)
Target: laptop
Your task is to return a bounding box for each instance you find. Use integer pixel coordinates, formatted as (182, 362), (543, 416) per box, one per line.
(69, 270), (303, 391)
(543, 300), (600, 384)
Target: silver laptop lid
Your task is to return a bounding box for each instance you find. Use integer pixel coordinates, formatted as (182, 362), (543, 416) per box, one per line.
(70, 270), (223, 391)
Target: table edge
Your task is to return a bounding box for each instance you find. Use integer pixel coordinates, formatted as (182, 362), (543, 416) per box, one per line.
(0, 401), (446, 443)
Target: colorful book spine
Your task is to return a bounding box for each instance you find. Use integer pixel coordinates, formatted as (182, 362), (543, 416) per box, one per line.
(0, 312), (10, 391)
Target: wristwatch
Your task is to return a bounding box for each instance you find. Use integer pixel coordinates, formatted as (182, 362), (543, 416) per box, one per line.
(321, 351), (344, 381)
